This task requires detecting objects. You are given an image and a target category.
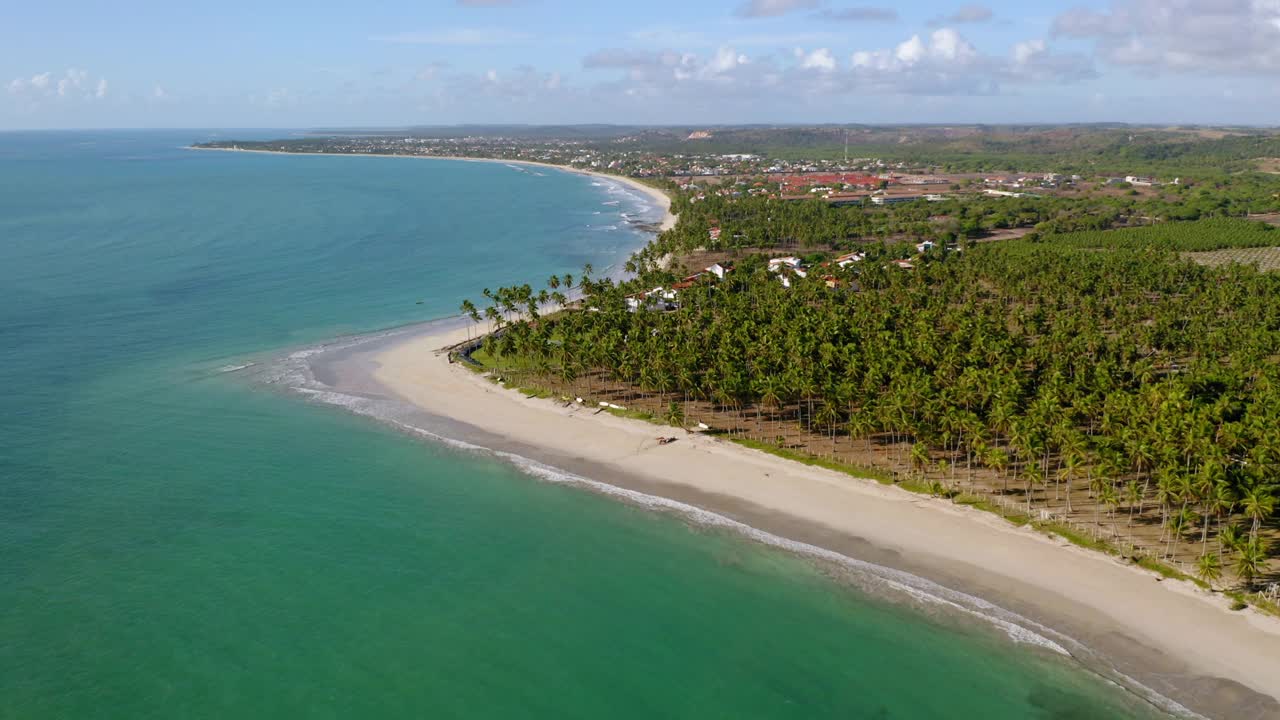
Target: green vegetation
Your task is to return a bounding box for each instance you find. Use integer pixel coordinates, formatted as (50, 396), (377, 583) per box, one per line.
(729, 436), (898, 486)
(642, 126), (1280, 175)
(473, 217), (1280, 595)
(1184, 245), (1280, 272)
(1134, 556), (1204, 587)
(634, 178), (1280, 271)
(1046, 218), (1279, 251)
(202, 124), (1280, 178)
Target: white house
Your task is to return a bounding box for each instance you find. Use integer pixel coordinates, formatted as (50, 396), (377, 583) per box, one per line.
(835, 252), (866, 268)
(625, 287), (679, 312)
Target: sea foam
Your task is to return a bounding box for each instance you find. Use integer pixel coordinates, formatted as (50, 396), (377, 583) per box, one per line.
(249, 325), (1203, 720)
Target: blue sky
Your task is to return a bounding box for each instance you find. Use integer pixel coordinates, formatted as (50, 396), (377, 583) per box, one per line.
(5, 0), (1280, 129)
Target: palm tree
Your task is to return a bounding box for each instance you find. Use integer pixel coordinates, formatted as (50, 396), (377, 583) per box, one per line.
(1196, 552), (1222, 588)
(983, 447), (1009, 494)
(1166, 506), (1197, 560)
(1100, 483), (1121, 540)
(1219, 523), (1246, 558)
(758, 375), (784, 440)
(1234, 538), (1270, 590)
(1240, 486), (1276, 541)
(1202, 480), (1235, 553)
(1058, 451), (1083, 515)
(816, 398), (843, 458)
(666, 400), (685, 430)
(460, 299), (480, 342)
(1023, 460), (1044, 514)
(1124, 479), (1142, 528)
(848, 412), (875, 454)
(480, 198), (1280, 574)
(910, 442), (930, 475)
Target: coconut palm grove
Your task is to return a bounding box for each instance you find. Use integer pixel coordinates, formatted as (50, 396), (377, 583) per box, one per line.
(468, 184), (1280, 611)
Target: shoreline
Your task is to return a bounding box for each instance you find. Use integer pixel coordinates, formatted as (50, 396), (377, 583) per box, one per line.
(186, 145), (677, 233)
(213, 141), (1278, 716)
(314, 320), (1280, 720)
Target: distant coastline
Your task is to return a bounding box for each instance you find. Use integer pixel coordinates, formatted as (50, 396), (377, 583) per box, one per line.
(186, 145), (677, 233)
(206, 139), (1280, 719)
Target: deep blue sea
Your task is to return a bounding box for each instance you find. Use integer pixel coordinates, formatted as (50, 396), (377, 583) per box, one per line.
(0, 130), (1171, 718)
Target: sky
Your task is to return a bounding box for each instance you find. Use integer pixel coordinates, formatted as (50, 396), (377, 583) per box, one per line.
(5, 0), (1280, 129)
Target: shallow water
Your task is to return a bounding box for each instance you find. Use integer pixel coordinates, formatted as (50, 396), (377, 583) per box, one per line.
(1, 130), (1172, 718)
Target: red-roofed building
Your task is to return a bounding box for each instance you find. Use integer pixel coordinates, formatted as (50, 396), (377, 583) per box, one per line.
(768, 173), (888, 193)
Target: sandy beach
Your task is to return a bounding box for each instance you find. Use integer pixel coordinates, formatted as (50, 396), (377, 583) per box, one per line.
(328, 321), (1280, 720)
(188, 146), (677, 232)
(218, 142), (1280, 717)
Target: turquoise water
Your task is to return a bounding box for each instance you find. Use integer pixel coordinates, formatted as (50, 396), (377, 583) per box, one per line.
(1, 130), (1168, 718)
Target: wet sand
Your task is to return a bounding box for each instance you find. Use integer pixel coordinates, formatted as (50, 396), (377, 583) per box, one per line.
(260, 317), (1280, 720)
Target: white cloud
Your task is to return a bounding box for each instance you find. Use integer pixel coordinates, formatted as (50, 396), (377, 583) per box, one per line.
(354, 16), (1101, 128)
(7, 69), (108, 102)
(707, 47), (749, 74)
(1013, 39), (1045, 65)
(853, 29), (979, 71)
(582, 28), (1090, 105)
(1003, 37), (1095, 82)
(1052, 0), (1280, 73)
(894, 35), (927, 65)
(57, 69), (87, 96)
(796, 47), (837, 72)
(584, 46), (752, 84)
(153, 85), (167, 99)
(931, 28), (977, 62)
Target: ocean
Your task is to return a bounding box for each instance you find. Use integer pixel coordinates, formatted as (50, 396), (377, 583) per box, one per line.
(0, 130), (1171, 718)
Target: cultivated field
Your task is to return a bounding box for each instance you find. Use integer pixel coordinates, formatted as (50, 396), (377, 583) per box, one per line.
(1185, 246), (1280, 271)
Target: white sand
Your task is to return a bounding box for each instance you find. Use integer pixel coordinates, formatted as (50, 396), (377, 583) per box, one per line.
(212, 140), (1279, 711)
(373, 323), (1280, 716)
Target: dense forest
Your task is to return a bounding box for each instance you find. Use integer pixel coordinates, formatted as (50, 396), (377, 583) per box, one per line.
(469, 218), (1280, 601)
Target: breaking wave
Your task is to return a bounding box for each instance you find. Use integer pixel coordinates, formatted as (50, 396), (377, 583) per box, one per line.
(242, 324), (1204, 720)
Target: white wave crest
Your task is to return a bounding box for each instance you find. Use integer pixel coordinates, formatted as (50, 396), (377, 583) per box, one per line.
(257, 333), (1202, 720)
(294, 384), (1066, 653)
